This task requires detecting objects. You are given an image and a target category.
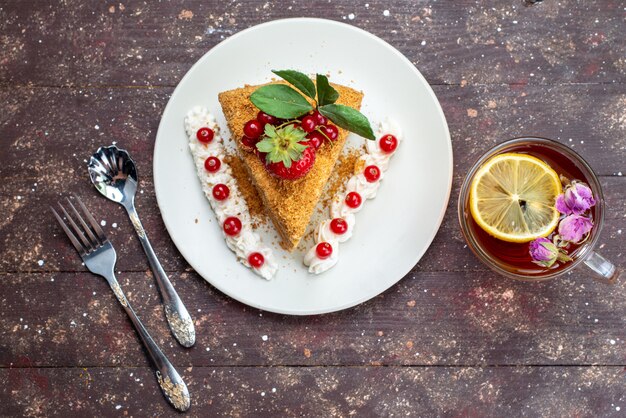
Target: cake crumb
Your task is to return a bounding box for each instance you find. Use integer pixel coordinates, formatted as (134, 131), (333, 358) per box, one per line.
(322, 148), (362, 210)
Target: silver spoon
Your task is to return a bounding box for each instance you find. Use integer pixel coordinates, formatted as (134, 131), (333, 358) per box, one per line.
(88, 145), (195, 347)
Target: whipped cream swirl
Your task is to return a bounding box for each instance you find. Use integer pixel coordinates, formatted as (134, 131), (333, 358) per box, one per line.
(303, 119), (403, 274)
(304, 242), (340, 274)
(185, 106), (277, 280)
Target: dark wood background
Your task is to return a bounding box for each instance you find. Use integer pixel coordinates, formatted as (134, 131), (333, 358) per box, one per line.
(1, 1), (624, 416)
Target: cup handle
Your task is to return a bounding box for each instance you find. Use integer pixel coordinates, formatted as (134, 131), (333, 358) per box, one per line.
(583, 251), (623, 284)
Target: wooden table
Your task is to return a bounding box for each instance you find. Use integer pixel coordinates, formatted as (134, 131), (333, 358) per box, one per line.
(1, 1), (624, 416)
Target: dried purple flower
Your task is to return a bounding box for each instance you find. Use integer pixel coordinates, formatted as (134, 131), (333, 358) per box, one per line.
(554, 194), (569, 214)
(558, 214), (594, 244)
(555, 181), (596, 215)
(529, 237), (558, 267)
(529, 237), (572, 267)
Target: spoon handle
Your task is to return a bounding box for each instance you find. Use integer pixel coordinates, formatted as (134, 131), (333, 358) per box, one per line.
(126, 204), (196, 347)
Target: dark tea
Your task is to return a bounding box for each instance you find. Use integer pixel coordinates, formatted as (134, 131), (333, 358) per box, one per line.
(462, 140), (599, 278)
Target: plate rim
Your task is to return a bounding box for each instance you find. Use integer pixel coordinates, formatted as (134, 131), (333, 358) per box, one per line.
(153, 17), (453, 315)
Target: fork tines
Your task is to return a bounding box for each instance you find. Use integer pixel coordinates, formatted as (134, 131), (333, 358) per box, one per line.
(51, 195), (108, 256)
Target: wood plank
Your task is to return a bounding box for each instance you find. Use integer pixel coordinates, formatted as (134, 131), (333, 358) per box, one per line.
(0, 366), (624, 417)
(0, 0), (625, 87)
(1, 269), (624, 368)
(0, 84), (624, 272)
(1, 1), (624, 416)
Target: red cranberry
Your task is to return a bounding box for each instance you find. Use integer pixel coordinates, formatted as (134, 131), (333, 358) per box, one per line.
(330, 218), (348, 235)
(196, 127), (214, 143)
(257, 111), (277, 126)
(223, 216), (242, 236)
(306, 131), (325, 149)
(204, 156), (221, 172)
(312, 110), (327, 126)
(244, 120), (263, 139)
(248, 252), (265, 268)
(321, 125), (339, 141)
(301, 115), (317, 133)
(315, 242), (333, 259)
(379, 134), (398, 153)
(363, 165), (381, 182)
(241, 135), (260, 150)
(255, 149), (267, 161)
(345, 192), (362, 208)
(212, 184), (230, 201)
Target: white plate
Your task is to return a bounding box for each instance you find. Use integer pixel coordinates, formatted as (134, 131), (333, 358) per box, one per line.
(153, 18), (452, 315)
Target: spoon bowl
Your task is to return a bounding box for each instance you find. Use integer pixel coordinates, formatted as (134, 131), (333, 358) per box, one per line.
(88, 146), (138, 206)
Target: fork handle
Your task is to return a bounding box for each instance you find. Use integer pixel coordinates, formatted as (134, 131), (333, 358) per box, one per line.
(125, 204), (195, 348)
(107, 276), (191, 412)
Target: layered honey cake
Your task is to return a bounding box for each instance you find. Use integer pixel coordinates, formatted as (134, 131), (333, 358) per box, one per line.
(219, 81), (363, 251)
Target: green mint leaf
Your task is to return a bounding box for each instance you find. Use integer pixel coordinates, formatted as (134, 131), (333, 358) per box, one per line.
(250, 84), (313, 119)
(318, 104), (375, 140)
(316, 74), (339, 106)
(272, 70), (317, 100)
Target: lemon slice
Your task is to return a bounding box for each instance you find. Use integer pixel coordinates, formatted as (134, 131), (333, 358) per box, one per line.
(469, 153), (562, 243)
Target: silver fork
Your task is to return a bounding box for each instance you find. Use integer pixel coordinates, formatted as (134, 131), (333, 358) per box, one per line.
(51, 196), (190, 412)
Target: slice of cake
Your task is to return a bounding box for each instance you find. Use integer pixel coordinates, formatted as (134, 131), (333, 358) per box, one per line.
(219, 79), (364, 251)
